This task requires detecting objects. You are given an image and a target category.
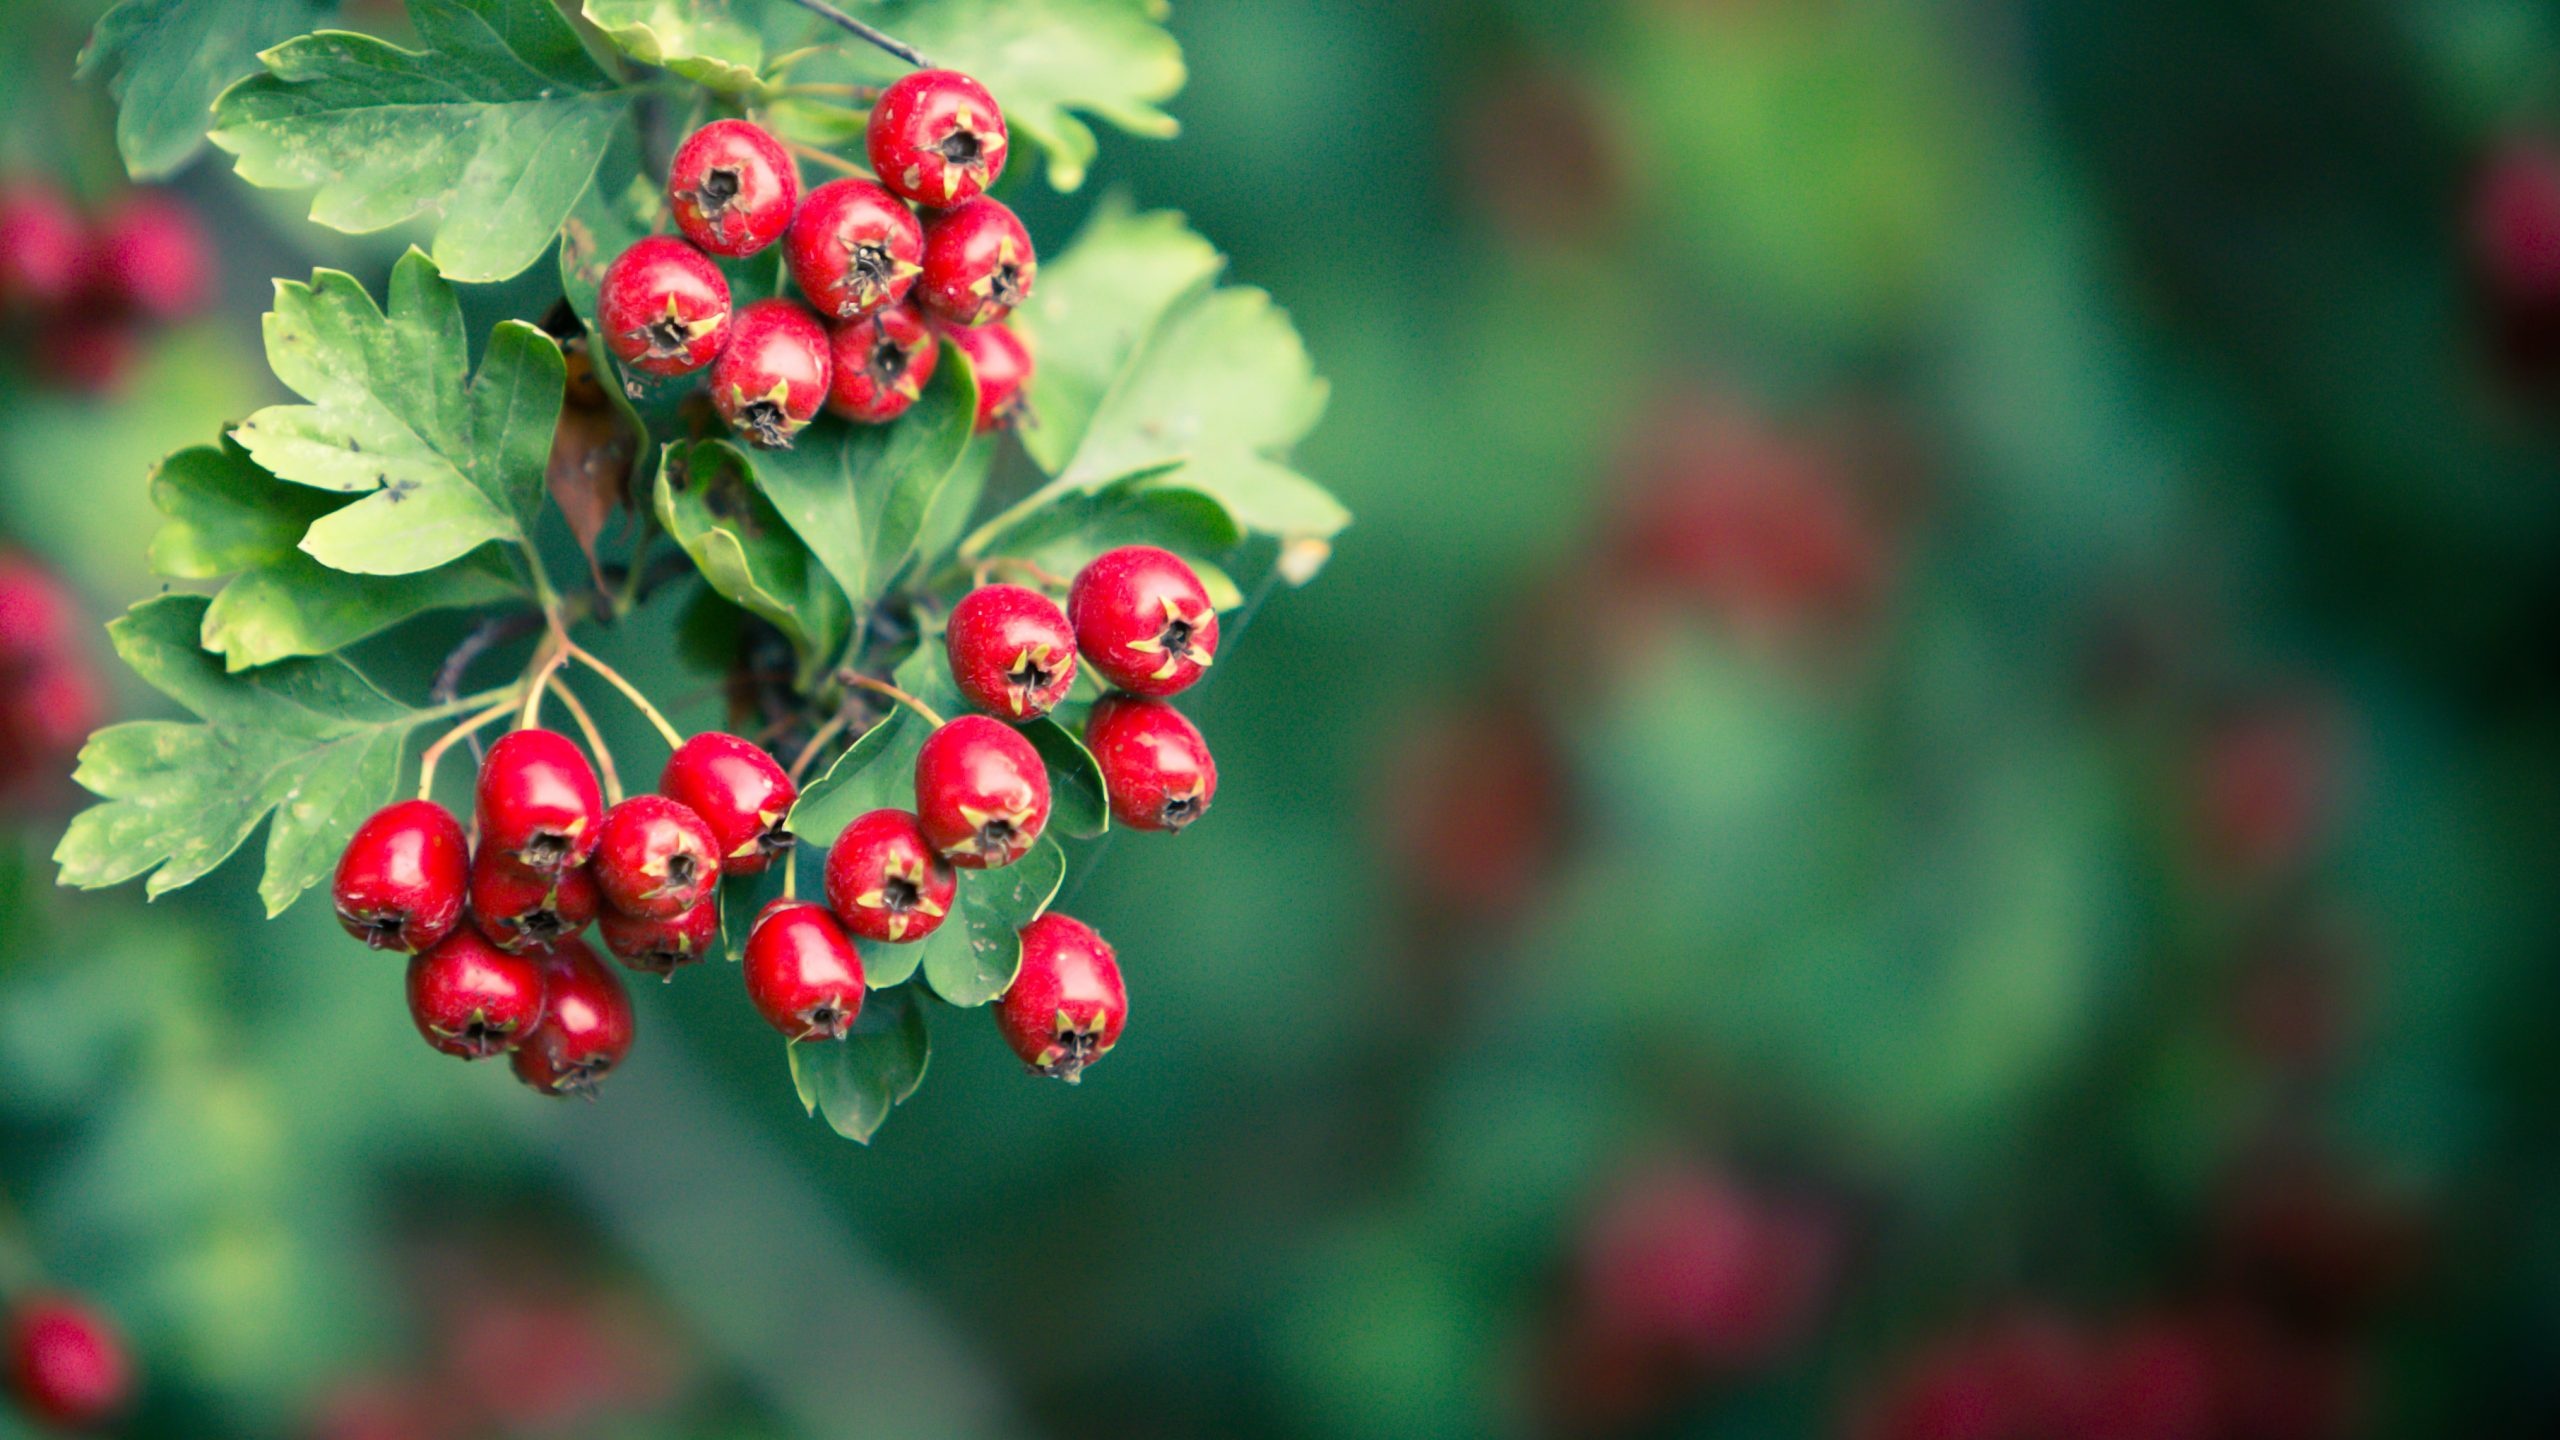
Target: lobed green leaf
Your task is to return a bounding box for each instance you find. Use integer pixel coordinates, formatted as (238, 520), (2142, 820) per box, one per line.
(922, 837), (1062, 1007)
(79, 0), (335, 179)
(656, 439), (852, 689)
(749, 345), (980, 606)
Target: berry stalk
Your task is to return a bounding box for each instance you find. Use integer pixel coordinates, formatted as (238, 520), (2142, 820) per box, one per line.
(775, 0), (935, 69)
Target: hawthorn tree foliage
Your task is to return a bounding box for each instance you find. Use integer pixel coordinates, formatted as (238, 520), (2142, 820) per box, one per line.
(55, 0), (1345, 1140)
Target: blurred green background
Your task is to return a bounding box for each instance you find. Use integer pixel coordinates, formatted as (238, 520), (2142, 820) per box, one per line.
(7, 0), (2560, 1436)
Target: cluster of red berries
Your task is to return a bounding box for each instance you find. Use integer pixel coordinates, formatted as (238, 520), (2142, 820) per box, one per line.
(596, 69), (1035, 445)
(0, 553), (103, 802)
(5, 1292), (130, 1431)
(0, 178), (210, 393)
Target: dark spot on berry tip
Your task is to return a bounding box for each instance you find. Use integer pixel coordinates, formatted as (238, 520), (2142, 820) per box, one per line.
(869, 336), (910, 382)
(976, 817), (1016, 854)
(665, 853), (699, 888)
(992, 264), (1028, 308)
(521, 831), (572, 870)
(1158, 616), (1194, 652)
(362, 913), (407, 945)
(937, 128), (984, 168)
(757, 828), (797, 860)
(699, 166), (742, 211)
(882, 874), (920, 913)
(1041, 1029), (1099, 1083)
(1162, 796), (1199, 829)
(523, 908), (569, 944)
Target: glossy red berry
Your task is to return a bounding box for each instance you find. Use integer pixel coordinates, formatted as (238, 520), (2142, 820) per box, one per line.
(823, 808), (957, 943)
(1068, 545), (1219, 696)
(995, 913), (1125, 1082)
(468, 847), (600, 953)
(866, 69), (1010, 208)
(598, 898), (718, 978)
(406, 925), (548, 1059)
(666, 119), (799, 258)
(0, 180), (84, 313)
(913, 715), (1051, 868)
(946, 583), (1075, 719)
(826, 301), (940, 423)
(659, 732), (798, 875)
(333, 799), (469, 951)
(476, 729), (605, 875)
(5, 1294), (131, 1429)
(597, 235), (732, 378)
(590, 795), (720, 920)
(936, 318), (1030, 431)
(742, 900), (867, 1040)
(711, 298), (831, 448)
(87, 192), (212, 322)
(1084, 693), (1217, 832)
(510, 937), (635, 1097)
(918, 196), (1034, 327)
(783, 177), (923, 322)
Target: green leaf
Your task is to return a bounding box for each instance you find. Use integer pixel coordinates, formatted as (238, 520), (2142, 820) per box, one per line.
(582, 0), (766, 94)
(208, 0), (634, 283)
(1017, 197), (1224, 472)
(748, 346), (980, 604)
(54, 595), (444, 916)
(969, 474), (1244, 584)
(230, 252), (566, 577)
(786, 984), (929, 1144)
(854, 935), (925, 991)
(910, 434), (997, 575)
(923, 838), (1063, 1007)
(785, 646), (966, 848)
(656, 439), (851, 688)
(1021, 718), (1108, 840)
(78, 0), (334, 180)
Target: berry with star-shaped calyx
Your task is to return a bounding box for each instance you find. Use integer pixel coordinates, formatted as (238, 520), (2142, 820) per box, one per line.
(510, 937), (634, 1096)
(1084, 693), (1218, 833)
(660, 732), (798, 876)
(918, 197), (1034, 328)
(743, 900), (867, 1040)
(866, 69), (1010, 208)
(711, 298), (832, 449)
(599, 898), (718, 978)
(333, 799), (469, 952)
(590, 794), (720, 920)
(935, 317), (1031, 432)
(946, 583), (1076, 719)
(468, 847), (601, 952)
(597, 236), (731, 379)
(914, 715), (1051, 868)
(827, 301), (940, 424)
(667, 119), (799, 258)
(784, 177), (923, 322)
(477, 729), (605, 875)
(1069, 545), (1220, 697)
(5, 1293), (131, 1430)
(406, 925), (547, 1060)
(995, 913), (1125, 1082)
(823, 808), (958, 943)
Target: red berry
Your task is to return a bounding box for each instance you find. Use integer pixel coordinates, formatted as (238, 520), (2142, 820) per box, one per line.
(936, 318), (1030, 431)
(0, 661), (101, 795)
(822, 808), (957, 943)
(406, 925), (548, 1059)
(742, 899), (867, 1040)
(598, 898), (719, 978)
(597, 235), (732, 378)
(510, 937), (635, 1096)
(87, 192), (212, 322)
(666, 119), (800, 258)
(30, 315), (142, 395)
(1068, 545), (1219, 697)
(1084, 693), (1217, 832)
(825, 301), (940, 424)
(589, 795), (720, 919)
(0, 179), (85, 314)
(945, 583), (1075, 719)
(866, 69), (1010, 208)
(5, 1294), (131, 1429)
(917, 196), (1034, 327)
(0, 551), (80, 661)
(994, 913), (1125, 1082)
(711, 298), (832, 448)
(659, 732), (798, 875)
(913, 715), (1050, 868)
(333, 799), (470, 951)
(468, 847), (601, 953)
(783, 177), (923, 321)
(476, 729), (605, 875)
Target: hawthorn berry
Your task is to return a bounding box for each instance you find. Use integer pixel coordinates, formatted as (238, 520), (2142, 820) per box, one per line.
(476, 729), (605, 875)
(332, 799), (470, 951)
(914, 715), (1051, 868)
(823, 808), (957, 943)
(86, 192), (213, 322)
(1068, 546), (1220, 696)
(659, 732), (798, 875)
(468, 847), (601, 953)
(599, 898), (719, 978)
(0, 179), (84, 313)
(826, 301), (940, 424)
(0, 551), (80, 660)
(590, 794), (721, 920)
(918, 196), (1035, 327)
(1084, 693), (1218, 832)
(946, 583), (1076, 719)
(510, 937), (635, 1097)
(936, 318), (1029, 431)
(994, 913), (1125, 1082)
(406, 925), (548, 1059)
(31, 315), (141, 395)
(597, 235), (732, 378)
(866, 68), (1010, 208)
(711, 298), (832, 448)
(667, 119), (799, 258)
(5, 1294), (131, 1430)
(783, 177), (923, 321)
(742, 899), (867, 1040)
